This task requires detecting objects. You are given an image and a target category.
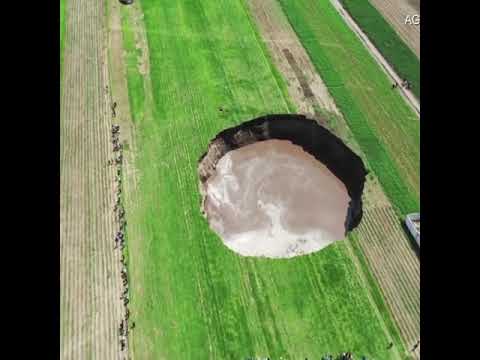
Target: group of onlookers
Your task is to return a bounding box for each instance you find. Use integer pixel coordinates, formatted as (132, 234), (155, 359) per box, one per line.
(110, 122), (133, 357)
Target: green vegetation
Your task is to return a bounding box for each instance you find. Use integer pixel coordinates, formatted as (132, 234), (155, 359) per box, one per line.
(119, 0), (404, 358)
(278, 0), (419, 215)
(60, 0), (66, 75)
(340, 0), (420, 99)
(119, 8), (145, 123)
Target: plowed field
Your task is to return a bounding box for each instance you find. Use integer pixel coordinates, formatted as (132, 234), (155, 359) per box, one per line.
(60, 0), (123, 358)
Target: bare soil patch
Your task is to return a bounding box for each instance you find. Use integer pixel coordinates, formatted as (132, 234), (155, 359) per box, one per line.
(407, 0), (420, 12)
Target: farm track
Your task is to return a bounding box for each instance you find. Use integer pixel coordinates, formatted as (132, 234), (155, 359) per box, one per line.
(355, 206), (420, 359)
(60, 0), (123, 358)
(369, 0), (420, 57)
(107, 0), (150, 357)
(110, 1), (159, 357)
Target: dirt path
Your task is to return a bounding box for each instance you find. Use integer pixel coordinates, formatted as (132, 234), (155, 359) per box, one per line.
(245, 0), (341, 123)
(330, 0), (420, 115)
(60, 0), (123, 358)
(369, 0), (420, 58)
(107, 1), (157, 358)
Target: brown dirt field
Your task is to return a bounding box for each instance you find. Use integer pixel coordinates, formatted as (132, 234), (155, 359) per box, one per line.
(369, 0), (420, 57)
(354, 203), (420, 359)
(60, 0), (123, 358)
(245, 0), (341, 121)
(247, 2), (420, 357)
(342, 240), (404, 359)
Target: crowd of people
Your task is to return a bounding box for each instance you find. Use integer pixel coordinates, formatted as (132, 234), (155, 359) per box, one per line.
(319, 339), (419, 360)
(391, 78), (412, 90)
(110, 122), (132, 356)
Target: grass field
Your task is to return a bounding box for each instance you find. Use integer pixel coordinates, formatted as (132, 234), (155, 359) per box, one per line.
(118, 0), (405, 358)
(278, 0), (419, 216)
(339, 0), (420, 99)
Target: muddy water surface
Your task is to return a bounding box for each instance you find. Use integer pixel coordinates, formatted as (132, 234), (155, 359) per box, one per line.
(204, 139), (351, 258)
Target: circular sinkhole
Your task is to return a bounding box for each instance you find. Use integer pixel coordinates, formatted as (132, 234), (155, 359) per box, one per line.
(198, 114), (367, 258)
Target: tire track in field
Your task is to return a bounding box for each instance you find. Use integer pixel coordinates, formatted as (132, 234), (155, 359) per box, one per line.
(60, 0), (122, 358)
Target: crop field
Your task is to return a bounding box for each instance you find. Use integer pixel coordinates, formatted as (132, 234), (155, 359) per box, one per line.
(61, 0), (420, 358)
(278, 0), (419, 216)
(111, 0), (411, 359)
(240, 2), (420, 355)
(339, 0), (420, 99)
(60, 0), (123, 358)
(352, 206), (420, 358)
(259, 5), (421, 355)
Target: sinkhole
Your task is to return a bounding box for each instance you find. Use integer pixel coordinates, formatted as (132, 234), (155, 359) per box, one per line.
(198, 114), (367, 258)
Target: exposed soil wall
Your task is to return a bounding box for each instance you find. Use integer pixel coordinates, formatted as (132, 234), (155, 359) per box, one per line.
(198, 114), (367, 232)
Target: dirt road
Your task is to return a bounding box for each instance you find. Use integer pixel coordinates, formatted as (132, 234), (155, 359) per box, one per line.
(369, 0), (420, 58)
(330, 0), (420, 115)
(60, 0), (123, 358)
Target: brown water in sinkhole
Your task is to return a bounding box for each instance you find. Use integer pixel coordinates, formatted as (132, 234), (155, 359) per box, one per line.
(203, 139), (351, 258)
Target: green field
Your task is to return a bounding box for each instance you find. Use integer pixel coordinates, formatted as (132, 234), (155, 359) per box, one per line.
(120, 0), (404, 358)
(278, 0), (420, 216)
(60, 0), (66, 74)
(340, 0), (420, 99)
